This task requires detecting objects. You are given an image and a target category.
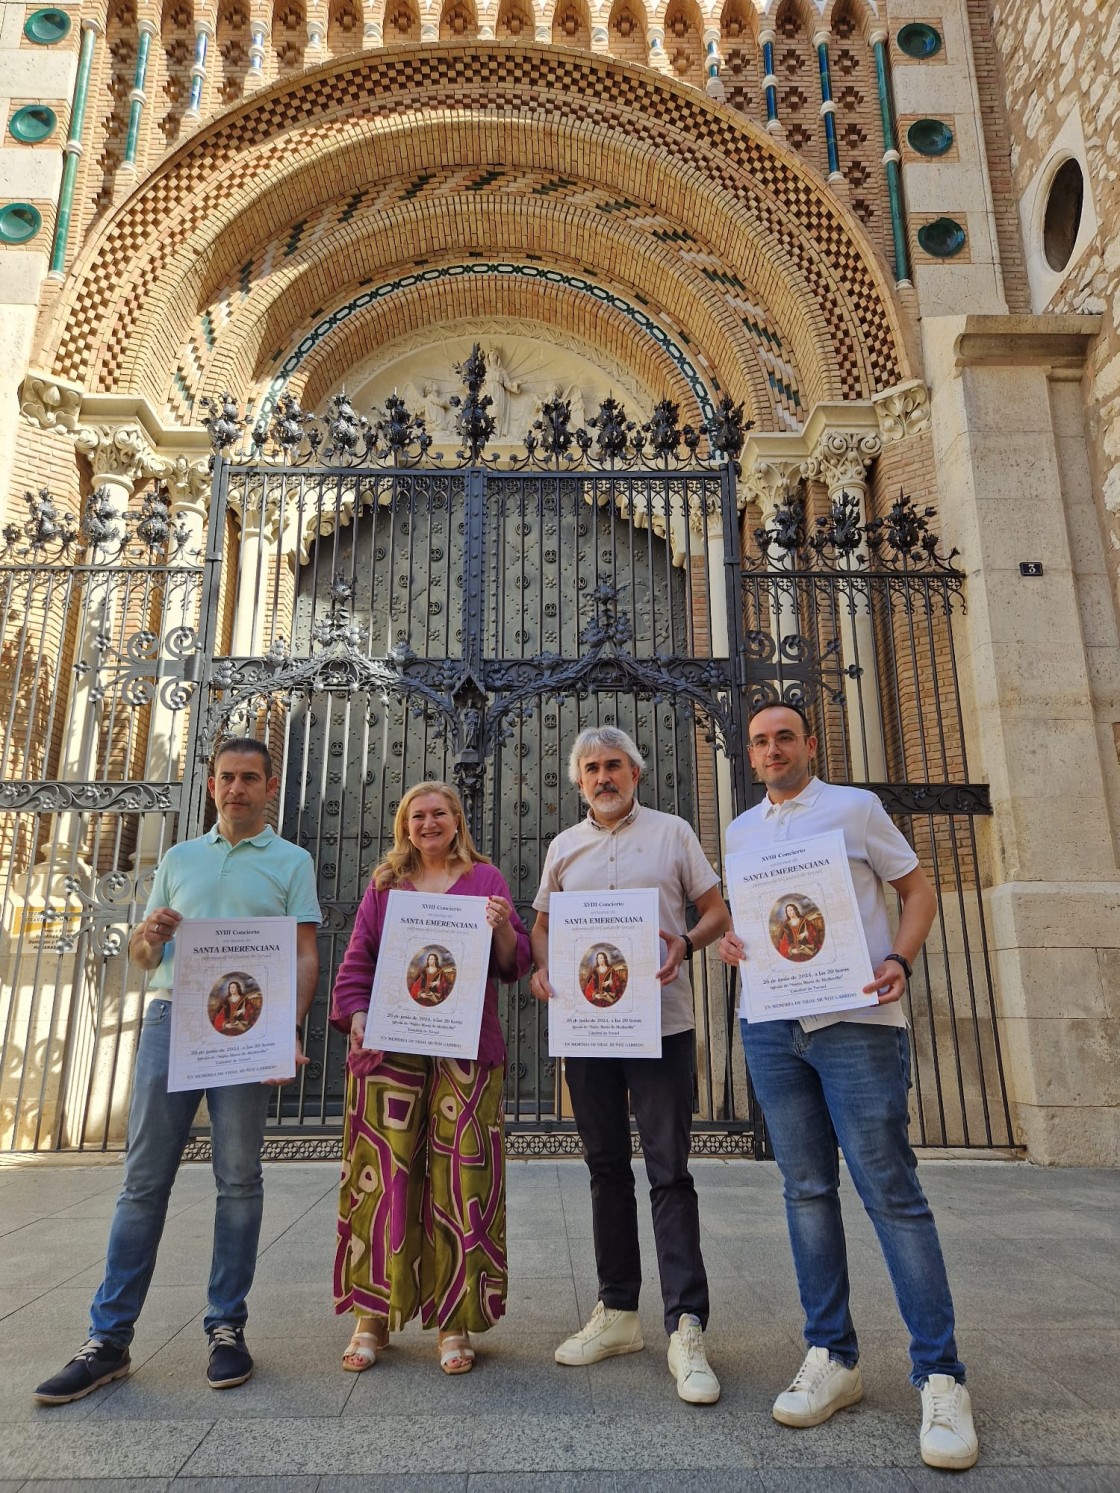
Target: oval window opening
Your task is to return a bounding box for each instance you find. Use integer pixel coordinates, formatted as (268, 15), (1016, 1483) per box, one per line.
(9, 104), (58, 143)
(23, 7), (71, 44)
(897, 23), (942, 59)
(0, 202), (43, 244)
(1043, 158), (1084, 273)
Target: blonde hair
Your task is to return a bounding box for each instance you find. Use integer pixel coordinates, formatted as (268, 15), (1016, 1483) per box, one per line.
(372, 780), (490, 890)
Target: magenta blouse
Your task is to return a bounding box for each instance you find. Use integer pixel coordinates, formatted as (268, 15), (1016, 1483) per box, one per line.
(329, 862), (531, 1070)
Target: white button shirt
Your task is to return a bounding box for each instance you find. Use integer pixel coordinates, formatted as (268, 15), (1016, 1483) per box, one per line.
(725, 778), (918, 1031)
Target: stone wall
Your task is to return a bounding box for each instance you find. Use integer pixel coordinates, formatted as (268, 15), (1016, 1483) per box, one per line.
(988, 0), (1120, 610)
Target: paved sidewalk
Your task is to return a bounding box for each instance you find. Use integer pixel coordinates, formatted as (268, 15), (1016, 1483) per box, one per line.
(0, 1156), (1117, 1490)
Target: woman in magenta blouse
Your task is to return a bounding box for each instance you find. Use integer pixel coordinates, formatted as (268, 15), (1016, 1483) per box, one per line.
(330, 780), (530, 1375)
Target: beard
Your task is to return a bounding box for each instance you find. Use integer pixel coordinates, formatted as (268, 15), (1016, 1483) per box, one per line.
(588, 786), (634, 821)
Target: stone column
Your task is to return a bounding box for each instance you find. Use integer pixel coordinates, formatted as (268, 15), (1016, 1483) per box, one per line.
(647, 28), (671, 74)
(48, 19), (101, 280)
(119, 18), (157, 180)
(62, 427), (151, 808)
(739, 455), (802, 706)
(183, 18), (214, 128)
(702, 27), (725, 102)
(133, 456), (212, 873)
(924, 312), (1119, 1164)
(307, 2), (327, 59)
(687, 485), (745, 1122)
(758, 27), (782, 136)
(801, 427), (886, 781)
(229, 478), (282, 660)
(13, 426), (151, 1148)
(246, 17), (269, 91)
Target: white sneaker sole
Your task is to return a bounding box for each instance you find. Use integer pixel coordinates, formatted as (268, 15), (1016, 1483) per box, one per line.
(921, 1439), (979, 1470)
(772, 1382), (863, 1427)
(554, 1335), (644, 1366)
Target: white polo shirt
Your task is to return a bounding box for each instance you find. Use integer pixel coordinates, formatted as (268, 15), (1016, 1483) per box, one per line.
(725, 778), (918, 1031)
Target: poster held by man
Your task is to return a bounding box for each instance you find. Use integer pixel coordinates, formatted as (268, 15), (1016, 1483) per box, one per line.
(725, 831), (876, 1023)
(168, 917), (298, 1089)
(547, 887), (662, 1058)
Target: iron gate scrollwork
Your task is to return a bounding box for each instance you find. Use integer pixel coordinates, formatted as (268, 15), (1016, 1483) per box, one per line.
(0, 347), (1012, 1155)
(190, 410), (749, 1151)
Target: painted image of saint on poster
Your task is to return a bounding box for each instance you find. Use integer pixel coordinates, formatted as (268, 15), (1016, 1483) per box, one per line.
(407, 946), (457, 1007)
(207, 972), (265, 1035)
(769, 896), (826, 964)
(579, 944), (628, 1007)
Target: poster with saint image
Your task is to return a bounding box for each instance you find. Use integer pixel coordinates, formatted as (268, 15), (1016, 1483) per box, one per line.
(547, 888), (662, 1058)
(725, 831), (877, 1022)
(168, 918), (297, 1089)
(363, 889), (492, 1059)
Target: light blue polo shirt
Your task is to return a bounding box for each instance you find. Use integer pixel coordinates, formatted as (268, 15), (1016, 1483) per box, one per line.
(143, 825), (321, 992)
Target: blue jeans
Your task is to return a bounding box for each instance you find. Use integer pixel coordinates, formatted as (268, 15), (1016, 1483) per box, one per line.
(741, 1018), (965, 1386)
(89, 999), (270, 1347)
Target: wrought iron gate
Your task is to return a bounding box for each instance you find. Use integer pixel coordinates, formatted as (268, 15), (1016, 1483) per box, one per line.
(0, 353), (1012, 1154)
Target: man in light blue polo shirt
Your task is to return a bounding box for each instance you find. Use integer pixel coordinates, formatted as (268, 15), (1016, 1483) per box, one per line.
(34, 738), (321, 1405)
(719, 703), (978, 1472)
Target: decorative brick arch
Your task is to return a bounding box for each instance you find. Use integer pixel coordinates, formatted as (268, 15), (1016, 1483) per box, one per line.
(37, 43), (914, 424)
(173, 179), (808, 429)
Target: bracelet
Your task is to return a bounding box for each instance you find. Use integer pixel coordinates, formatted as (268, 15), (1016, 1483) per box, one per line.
(681, 932), (694, 960)
(883, 952), (912, 981)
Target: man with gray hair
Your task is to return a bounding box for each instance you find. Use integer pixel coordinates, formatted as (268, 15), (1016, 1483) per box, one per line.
(530, 726), (729, 1404)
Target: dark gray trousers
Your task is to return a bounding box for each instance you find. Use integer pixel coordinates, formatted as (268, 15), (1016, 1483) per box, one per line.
(566, 1029), (710, 1337)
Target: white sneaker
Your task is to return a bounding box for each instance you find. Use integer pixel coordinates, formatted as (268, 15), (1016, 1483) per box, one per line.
(554, 1301), (644, 1365)
(920, 1374), (979, 1470)
(667, 1314), (720, 1404)
(772, 1345), (863, 1427)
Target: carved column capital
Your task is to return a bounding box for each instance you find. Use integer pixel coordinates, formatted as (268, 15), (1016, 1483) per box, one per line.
(228, 481), (282, 541)
(739, 458), (800, 522)
(872, 379), (932, 443)
(801, 429), (882, 498)
(73, 423), (159, 494)
(149, 452), (211, 522)
(688, 486), (725, 537)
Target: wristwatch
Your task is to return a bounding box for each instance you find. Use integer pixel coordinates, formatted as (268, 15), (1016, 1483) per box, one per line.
(883, 952), (912, 981)
(681, 932), (694, 960)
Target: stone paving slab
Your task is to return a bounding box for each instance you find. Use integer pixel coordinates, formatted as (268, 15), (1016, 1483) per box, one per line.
(0, 1157), (1117, 1489)
(0, 1422), (209, 1481)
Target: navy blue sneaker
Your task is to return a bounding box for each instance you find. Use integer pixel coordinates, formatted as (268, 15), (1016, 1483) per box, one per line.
(34, 1339), (131, 1404)
(207, 1324), (253, 1389)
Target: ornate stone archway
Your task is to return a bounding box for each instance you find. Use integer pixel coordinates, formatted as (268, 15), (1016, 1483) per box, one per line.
(26, 42), (915, 443)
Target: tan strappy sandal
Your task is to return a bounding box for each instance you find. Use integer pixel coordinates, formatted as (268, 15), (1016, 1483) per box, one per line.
(342, 1319), (388, 1372)
(438, 1330), (475, 1375)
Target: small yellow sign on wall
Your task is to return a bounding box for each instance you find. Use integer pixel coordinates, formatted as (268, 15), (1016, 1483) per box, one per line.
(9, 905), (82, 951)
